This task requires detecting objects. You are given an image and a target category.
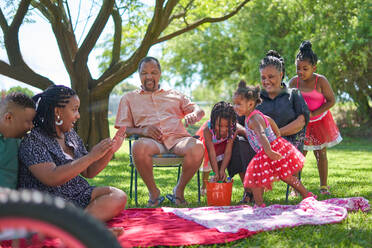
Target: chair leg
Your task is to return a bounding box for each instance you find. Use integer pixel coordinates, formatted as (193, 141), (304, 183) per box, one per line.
(130, 164), (134, 199)
(177, 165), (181, 182)
(197, 169), (201, 204)
(135, 168), (138, 206)
(285, 184), (290, 203)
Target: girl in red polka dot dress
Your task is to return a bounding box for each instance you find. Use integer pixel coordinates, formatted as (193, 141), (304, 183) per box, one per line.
(233, 80), (315, 207)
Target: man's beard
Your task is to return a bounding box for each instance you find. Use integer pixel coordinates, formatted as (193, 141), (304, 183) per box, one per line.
(143, 80), (159, 91)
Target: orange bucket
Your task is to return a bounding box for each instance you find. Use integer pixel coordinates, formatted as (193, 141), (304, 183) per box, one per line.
(206, 181), (233, 206)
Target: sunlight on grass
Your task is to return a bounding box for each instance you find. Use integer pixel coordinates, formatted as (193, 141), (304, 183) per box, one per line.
(90, 123), (372, 247)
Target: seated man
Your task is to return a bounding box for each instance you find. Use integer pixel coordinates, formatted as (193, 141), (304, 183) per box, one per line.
(0, 92), (36, 189)
(115, 56), (205, 206)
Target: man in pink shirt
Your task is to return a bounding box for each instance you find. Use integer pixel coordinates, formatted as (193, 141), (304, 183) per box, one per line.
(115, 57), (205, 206)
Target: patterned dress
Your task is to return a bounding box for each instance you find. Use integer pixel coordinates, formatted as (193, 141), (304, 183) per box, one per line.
(18, 127), (95, 208)
(255, 87), (310, 152)
(243, 110), (305, 190)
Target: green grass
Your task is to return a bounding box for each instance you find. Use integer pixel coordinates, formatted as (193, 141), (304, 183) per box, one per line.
(89, 126), (372, 247)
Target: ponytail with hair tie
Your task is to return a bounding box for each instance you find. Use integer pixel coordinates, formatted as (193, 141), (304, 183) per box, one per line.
(296, 41), (318, 65)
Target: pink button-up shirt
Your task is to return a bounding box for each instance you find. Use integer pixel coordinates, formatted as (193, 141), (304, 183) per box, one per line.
(115, 89), (197, 149)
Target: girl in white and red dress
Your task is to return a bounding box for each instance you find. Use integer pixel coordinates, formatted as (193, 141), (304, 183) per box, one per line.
(289, 41), (342, 195)
(233, 80), (315, 207)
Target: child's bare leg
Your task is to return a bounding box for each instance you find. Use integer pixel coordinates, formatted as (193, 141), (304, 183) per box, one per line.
(302, 150), (308, 157)
(314, 148), (328, 187)
(251, 187), (264, 205)
(202, 171), (209, 188)
(289, 151), (307, 195)
(239, 172), (252, 194)
(282, 176), (308, 198)
(239, 172), (254, 203)
(201, 171), (209, 195)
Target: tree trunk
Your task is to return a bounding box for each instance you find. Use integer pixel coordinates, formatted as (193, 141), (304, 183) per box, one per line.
(87, 92), (111, 150)
(75, 87), (111, 150)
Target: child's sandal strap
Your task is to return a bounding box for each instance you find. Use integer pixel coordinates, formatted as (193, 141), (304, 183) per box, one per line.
(320, 186), (331, 195)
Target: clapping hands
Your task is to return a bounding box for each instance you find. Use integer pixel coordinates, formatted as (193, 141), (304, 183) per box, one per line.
(90, 138), (114, 161)
(112, 127), (126, 153)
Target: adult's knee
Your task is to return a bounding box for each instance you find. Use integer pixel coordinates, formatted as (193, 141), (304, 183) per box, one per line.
(109, 187), (127, 212)
(132, 140), (148, 156)
(132, 139), (158, 157)
(186, 141), (204, 161)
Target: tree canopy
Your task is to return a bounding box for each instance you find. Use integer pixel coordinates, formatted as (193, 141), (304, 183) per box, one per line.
(6, 86), (34, 97)
(163, 0), (371, 121)
(0, 0), (249, 148)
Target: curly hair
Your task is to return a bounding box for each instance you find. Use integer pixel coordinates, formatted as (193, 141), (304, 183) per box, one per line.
(234, 80), (262, 107)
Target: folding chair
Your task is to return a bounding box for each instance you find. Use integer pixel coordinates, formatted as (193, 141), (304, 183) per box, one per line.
(128, 135), (201, 206)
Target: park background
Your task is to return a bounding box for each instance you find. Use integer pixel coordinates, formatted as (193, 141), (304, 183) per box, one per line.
(1, 0), (371, 247)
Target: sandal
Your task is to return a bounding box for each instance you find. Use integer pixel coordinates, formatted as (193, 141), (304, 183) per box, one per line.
(166, 194), (188, 206)
(147, 196), (165, 207)
(239, 191), (254, 204)
(320, 186), (331, 195)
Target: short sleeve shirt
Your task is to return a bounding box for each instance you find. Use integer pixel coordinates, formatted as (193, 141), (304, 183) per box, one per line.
(0, 133), (20, 189)
(18, 127), (94, 208)
(115, 88), (196, 149)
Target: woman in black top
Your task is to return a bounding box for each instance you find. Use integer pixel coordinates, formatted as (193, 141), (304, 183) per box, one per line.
(238, 50), (309, 200)
(256, 50), (309, 151)
(239, 51), (309, 149)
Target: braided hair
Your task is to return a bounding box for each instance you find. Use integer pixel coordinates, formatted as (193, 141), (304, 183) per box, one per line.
(32, 85), (76, 137)
(210, 101), (237, 140)
(234, 80), (262, 107)
(296, 41), (318, 65)
(259, 50), (286, 83)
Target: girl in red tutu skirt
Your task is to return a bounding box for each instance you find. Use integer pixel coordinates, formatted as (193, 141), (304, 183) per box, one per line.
(233, 81), (315, 207)
(289, 41), (342, 195)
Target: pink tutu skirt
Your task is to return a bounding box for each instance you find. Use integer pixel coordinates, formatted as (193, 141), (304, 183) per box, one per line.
(243, 137), (305, 190)
(304, 110), (342, 151)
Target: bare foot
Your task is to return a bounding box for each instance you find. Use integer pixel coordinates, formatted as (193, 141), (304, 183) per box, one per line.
(109, 227), (124, 237)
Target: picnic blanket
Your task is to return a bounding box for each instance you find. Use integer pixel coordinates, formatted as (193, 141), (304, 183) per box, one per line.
(1, 197), (369, 247)
(110, 197), (369, 247)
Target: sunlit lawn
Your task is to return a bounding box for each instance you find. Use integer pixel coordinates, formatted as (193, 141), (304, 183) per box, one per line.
(89, 127), (372, 247)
